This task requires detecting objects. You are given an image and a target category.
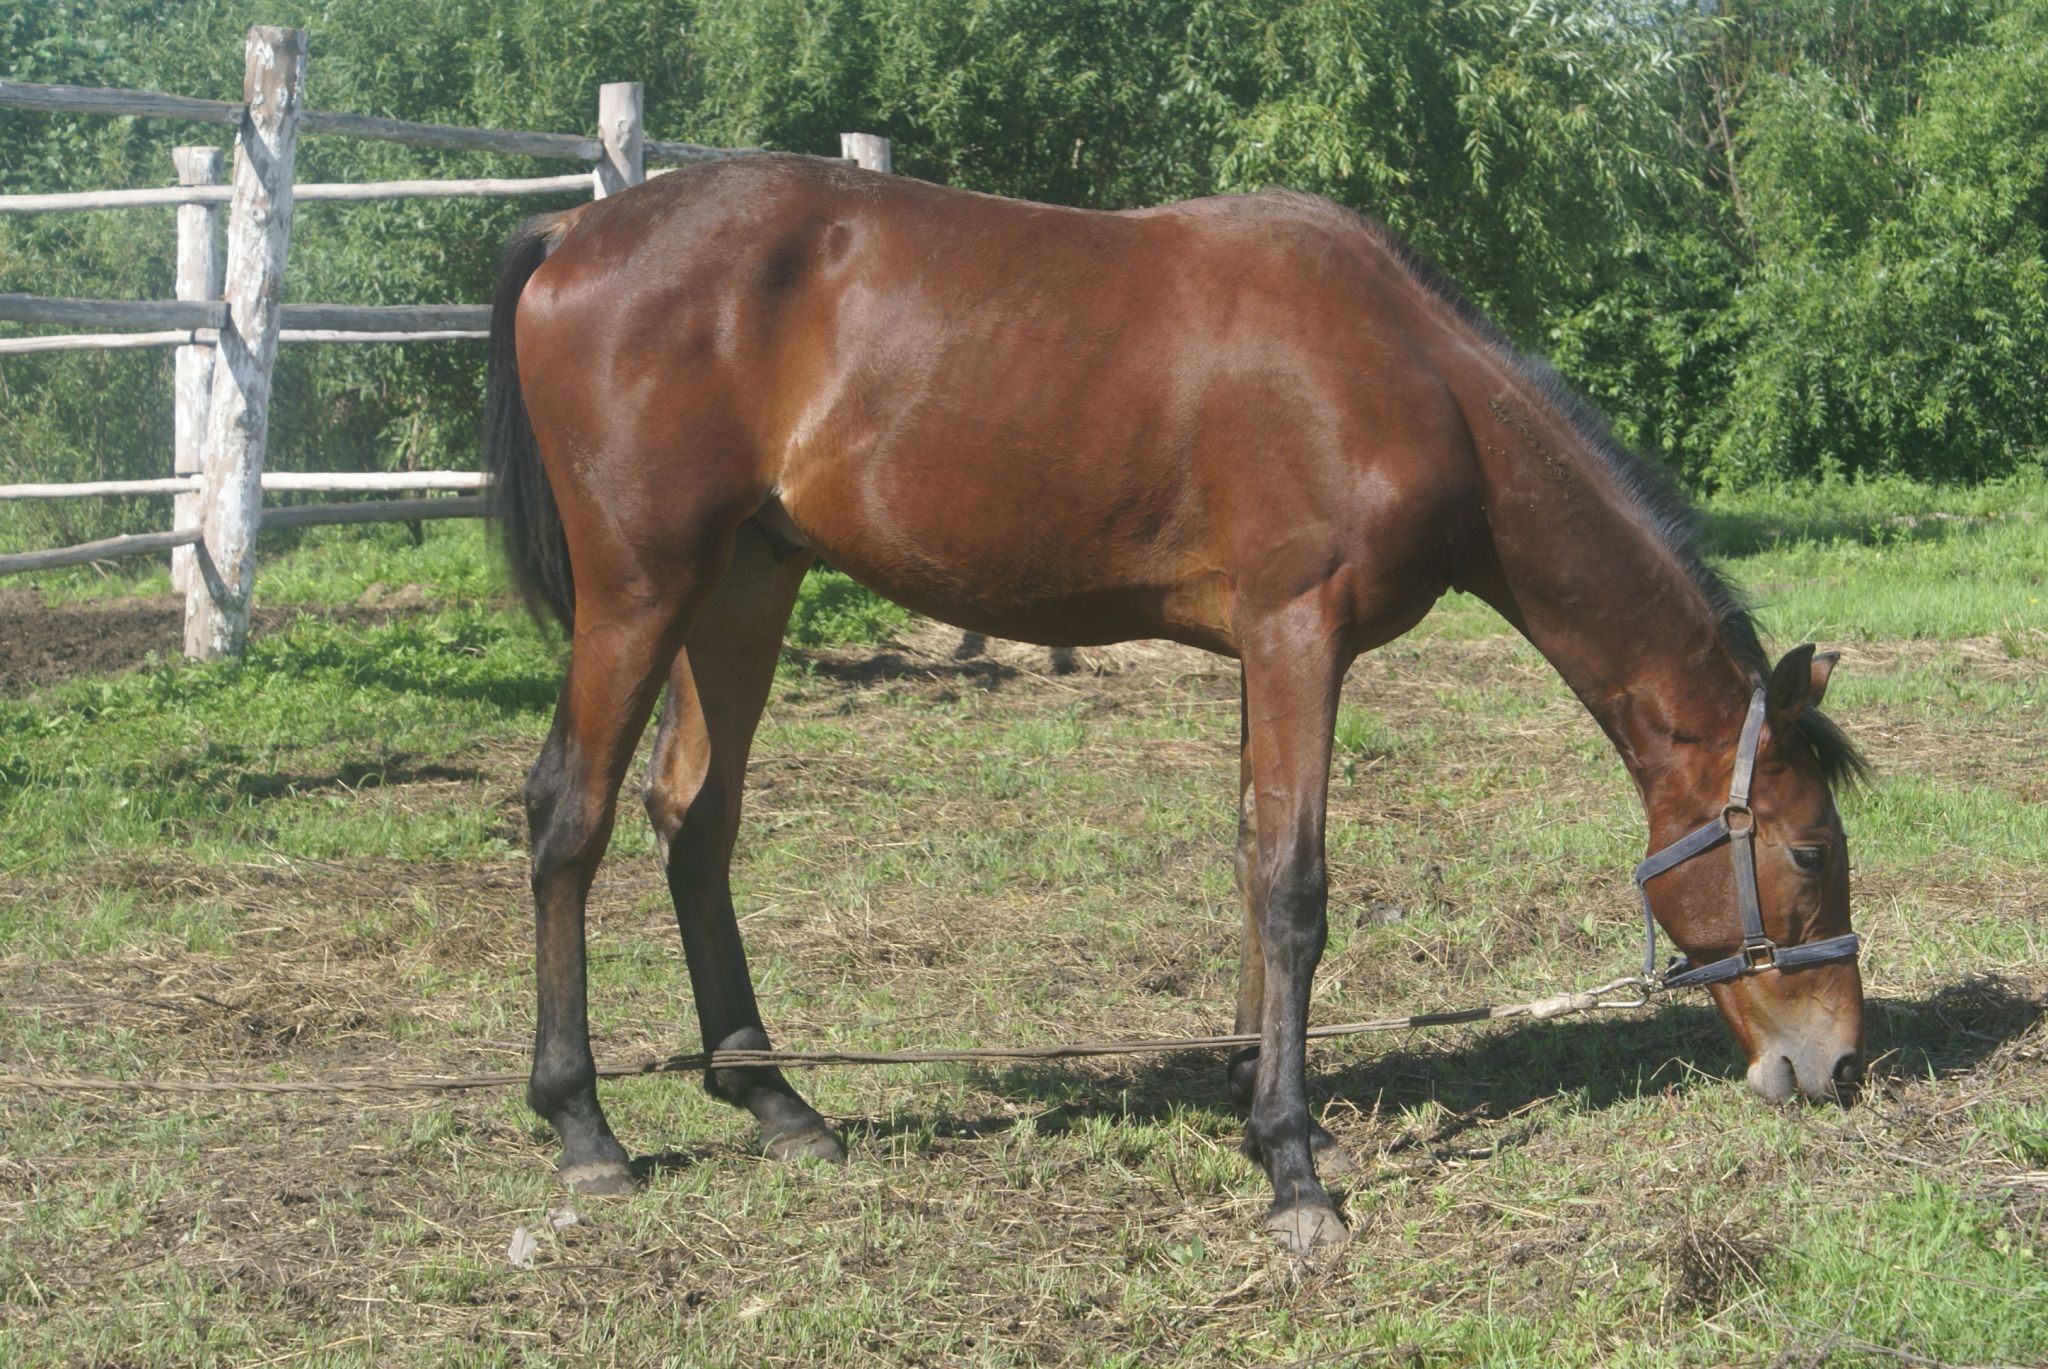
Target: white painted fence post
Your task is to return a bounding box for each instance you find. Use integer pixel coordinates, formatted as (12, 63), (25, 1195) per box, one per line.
(169, 145), (223, 600)
(593, 82), (644, 198)
(186, 26), (305, 660)
(840, 133), (892, 173)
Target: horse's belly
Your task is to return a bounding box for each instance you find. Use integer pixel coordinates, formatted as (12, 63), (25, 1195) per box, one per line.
(768, 485), (1232, 652)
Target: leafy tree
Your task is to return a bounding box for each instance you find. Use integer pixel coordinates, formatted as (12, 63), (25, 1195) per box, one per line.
(2, 0), (2042, 551)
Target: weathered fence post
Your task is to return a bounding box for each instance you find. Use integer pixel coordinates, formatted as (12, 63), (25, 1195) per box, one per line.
(840, 133), (892, 173)
(186, 26), (305, 660)
(594, 82), (643, 198)
(169, 145), (223, 600)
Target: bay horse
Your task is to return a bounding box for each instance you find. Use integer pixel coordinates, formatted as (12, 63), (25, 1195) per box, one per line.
(483, 155), (1867, 1253)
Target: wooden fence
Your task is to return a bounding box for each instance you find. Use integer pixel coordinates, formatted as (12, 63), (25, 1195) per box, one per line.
(0, 25), (891, 659)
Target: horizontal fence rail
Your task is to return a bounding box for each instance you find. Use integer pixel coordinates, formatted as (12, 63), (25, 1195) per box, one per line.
(0, 80), (781, 167)
(0, 496), (484, 575)
(0, 477), (201, 499)
(296, 108), (597, 160)
(0, 78), (244, 127)
(257, 471), (487, 492)
(0, 80), (594, 160)
(0, 329), (487, 355)
(0, 329), (211, 355)
(0, 295), (225, 330)
(0, 173), (596, 214)
(0, 296), (489, 334)
(263, 495), (483, 529)
(0, 471), (487, 499)
(0, 30), (892, 659)
(273, 329), (483, 344)
(0, 527), (203, 576)
(646, 137), (767, 163)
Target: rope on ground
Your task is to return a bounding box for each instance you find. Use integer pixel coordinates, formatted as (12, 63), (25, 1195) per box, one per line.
(0, 976), (1655, 1098)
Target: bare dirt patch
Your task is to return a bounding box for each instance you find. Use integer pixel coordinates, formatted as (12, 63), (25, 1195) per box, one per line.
(0, 588), (190, 693)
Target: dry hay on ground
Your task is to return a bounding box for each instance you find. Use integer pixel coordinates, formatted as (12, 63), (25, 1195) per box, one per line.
(2, 619), (2044, 1361)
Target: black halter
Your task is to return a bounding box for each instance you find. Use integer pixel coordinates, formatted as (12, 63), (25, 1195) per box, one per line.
(1634, 688), (1861, 990)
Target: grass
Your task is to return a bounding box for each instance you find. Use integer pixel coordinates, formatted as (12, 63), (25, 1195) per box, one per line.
(0, 478), (2043, 1366)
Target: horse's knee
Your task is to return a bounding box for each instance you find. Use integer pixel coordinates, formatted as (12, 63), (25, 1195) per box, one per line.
(1258, 850), (1328, 961)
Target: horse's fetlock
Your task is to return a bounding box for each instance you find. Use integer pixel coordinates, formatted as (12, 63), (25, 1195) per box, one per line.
(703, 1026), (772, 1104)
(1227, 1046), (1260, 1109)
(527, 1052), (596, 1121)
(1245, 1109), (1305, 1166)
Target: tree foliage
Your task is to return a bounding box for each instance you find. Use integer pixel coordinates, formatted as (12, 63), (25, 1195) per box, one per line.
(2, 0), (2042, 545)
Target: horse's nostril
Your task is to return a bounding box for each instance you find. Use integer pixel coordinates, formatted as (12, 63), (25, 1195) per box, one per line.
(1832, 1051), (1865, 1091)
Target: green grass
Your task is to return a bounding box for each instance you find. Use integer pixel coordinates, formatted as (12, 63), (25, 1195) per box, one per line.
(1, 480), (2044, 1365)
(1412, 468), (2048, 646)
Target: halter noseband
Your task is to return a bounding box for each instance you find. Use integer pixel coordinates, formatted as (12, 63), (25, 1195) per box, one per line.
(1633, 688), (1861, 990)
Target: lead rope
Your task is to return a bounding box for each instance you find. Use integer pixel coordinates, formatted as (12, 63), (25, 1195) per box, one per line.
(0, 975), (1656, 1098)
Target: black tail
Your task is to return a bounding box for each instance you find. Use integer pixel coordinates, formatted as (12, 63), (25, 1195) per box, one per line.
(484, 215), (574, 631)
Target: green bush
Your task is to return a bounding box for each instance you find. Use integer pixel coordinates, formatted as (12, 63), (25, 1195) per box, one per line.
(3, 0), (2042, 539)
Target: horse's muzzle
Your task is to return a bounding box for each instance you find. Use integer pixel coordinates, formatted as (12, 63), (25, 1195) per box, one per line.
(1748, 1041), (1865, 1104)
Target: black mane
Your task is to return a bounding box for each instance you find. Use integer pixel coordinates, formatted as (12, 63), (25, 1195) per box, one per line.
(1301, 197), (1868, 787)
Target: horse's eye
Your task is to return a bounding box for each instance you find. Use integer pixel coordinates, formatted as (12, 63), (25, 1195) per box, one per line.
(1791, 845), (1828, 874)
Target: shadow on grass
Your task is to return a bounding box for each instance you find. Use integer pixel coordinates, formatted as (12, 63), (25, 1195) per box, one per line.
(233, 759), (485, 798)
(92, 745), (491, 807)
(629, 1147), (725, 1180)
(784, 648), (1019, 690)
(833, 975), (2041, 1150)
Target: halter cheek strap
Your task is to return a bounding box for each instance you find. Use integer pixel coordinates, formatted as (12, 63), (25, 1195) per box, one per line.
(1633, 688), (1861, 990)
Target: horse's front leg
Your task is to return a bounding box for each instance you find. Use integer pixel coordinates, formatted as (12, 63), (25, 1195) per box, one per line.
(1238, 611), (1353, 1254)
(1228, 673), (1355, 1176)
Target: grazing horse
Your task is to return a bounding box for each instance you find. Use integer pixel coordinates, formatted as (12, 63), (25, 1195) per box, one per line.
(483, 155), (1867, 1253)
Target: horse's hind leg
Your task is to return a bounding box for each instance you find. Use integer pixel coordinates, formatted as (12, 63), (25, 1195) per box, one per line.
(525, 569), (708, 1195)
(644, 526), (843, 1162)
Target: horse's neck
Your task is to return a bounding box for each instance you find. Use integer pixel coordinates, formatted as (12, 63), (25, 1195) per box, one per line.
(1458, 390), (1753, 819)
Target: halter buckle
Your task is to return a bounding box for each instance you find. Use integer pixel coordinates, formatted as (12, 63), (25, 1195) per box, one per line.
(1723, 804), (1755, 836)
(1742, 942), (1777, 971)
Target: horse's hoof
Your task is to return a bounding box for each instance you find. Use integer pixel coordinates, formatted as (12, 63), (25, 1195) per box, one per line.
(1262, 1201), (1350, 1256)
(557, 1159), (638, 1196)
(763, 1123), (846, 1164)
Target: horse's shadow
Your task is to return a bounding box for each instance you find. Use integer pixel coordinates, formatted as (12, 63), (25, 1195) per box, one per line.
(833, 975), (2041, 1152)
(783, 647), (1020, 691)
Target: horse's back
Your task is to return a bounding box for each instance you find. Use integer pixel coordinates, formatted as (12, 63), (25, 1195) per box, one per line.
(521, 158), (1484, 651)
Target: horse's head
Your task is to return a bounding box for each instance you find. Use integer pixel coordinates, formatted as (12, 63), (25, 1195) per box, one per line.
(1643, 645), (1868, 1103)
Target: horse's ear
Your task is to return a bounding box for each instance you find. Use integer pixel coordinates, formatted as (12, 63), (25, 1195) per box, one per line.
(1808, 650), (1840, 709)
(1769, 643), (1835, 720)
